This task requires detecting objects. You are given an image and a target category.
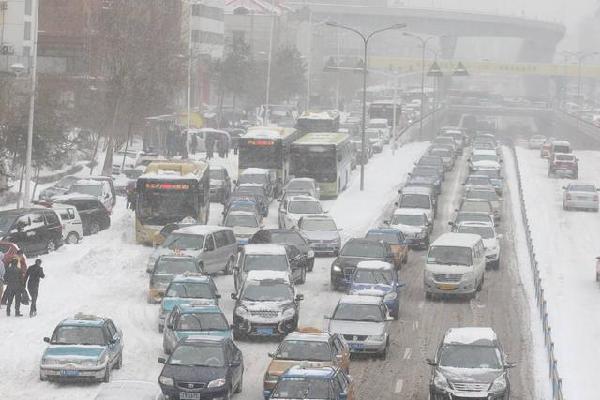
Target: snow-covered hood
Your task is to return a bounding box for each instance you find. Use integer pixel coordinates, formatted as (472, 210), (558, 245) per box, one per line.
(350, 283), (393, 297)
(328, 320), (385, 336)
(151, 247), (202, 261)
(472, 160), (500, 169)
(43, 345), (106, 362)
(438, 366), (503, 385)
(409, 175), (438, 185)
(391, 224), (425, 235)
(302, 230), (340, 242)
(482, 238), (498, 250)
(241, 300), (293, 312)
(400, 207), (432, 222)
(233, 226), (259, 237)
(426, 263), (473, 274)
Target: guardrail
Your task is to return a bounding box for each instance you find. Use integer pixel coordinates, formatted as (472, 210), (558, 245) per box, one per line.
(509, 144), (565, 400)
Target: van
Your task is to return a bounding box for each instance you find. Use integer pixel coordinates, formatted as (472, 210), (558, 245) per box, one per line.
(67, 179), (114, 213)
(87, 176), (117, 208)
(550, 140), (572, 157)
(396, 187), (435, 223)
(424, 233), (486, 299)
(0, 208), (63, 255)
(52, 204), (84, 244)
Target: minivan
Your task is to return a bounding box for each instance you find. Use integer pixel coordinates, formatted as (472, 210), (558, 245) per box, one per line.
(52, 204), (84, 244)
(0, 208), (63, 255)
(424, 233), (486, 299)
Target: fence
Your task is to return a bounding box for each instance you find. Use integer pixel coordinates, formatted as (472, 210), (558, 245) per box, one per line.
(509, 144), (564, 400)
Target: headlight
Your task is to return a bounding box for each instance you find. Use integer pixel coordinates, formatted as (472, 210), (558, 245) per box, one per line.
(490, 376), (507, 393)
(159, 376), (174, 386)
(282, 307), (296, 319)
(207, 378), (226, 388)
(462, 272), (474, 282)
(383, 292), (397, 301)
(332, 265), (342, 272)
(433, 371), (450, 390)
(235, 306), (249, 317)
(307, 250), (314, 258)
(368, 334), (385, 342)
(416, 230), (427, 239)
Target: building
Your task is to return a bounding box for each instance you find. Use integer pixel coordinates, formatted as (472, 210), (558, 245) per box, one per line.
(0, 0), (35, 73)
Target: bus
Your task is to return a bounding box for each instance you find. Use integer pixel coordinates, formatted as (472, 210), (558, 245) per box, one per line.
(135, 160), (210, 245)
(238, 126), (304, 193)
(290, 132), (353, 198)
(296, 111), (340, 133)
(369, 100), (402, 126)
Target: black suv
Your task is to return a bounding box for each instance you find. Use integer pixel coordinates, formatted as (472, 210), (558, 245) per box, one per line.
(0, 208), (63, 255)
(330, 238), (395, 291)
(209, 166), (232, 203)
(158, 336), (244, 399)
(53, 195), (111, 235)
(249, 229), (315, 271)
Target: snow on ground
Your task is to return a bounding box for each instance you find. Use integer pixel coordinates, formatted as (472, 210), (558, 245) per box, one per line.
(0, 143), (426, 400)
(516, 146), (600, 400)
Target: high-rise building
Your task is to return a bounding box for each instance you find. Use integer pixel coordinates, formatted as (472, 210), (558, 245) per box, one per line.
(0, 0), (35, 72)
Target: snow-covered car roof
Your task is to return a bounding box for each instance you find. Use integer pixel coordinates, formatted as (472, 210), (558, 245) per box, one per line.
(170, 274), (211, 284)
(243, 243), (287, 255)
(456, 221), (494, 229)
(246, 270), (290, 283)
(287, 177), (316, 184)
(355, 260), (394, 271)
(392, 208), (428, 216)
(431, 232), (482, 247)
(338, 294), (383, 305)
(174, 225), (231, 236)
(73, 179), (103, 186)
(287, 195), (319, 202)
(53, 193), (99, 202)
(226, 210), (258, 217)
(283, 331), (331, 342)
(472, 149), (498, 156)
(368, 118), (388, 124)
(551, 140), (570, 146)
(443, 327), (497, 346)
(240, 168), (269, 175)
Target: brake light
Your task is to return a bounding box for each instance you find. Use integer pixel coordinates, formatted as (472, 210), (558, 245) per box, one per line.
(566, 194), (571, 200)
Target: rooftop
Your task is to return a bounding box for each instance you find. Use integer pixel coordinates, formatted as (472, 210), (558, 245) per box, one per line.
(355, 260), (394, 271)
(443, 327), (497, 346)
(244, 243), (287, 255)
(431, 232), (482, 247)
(339, 294), (383, 305)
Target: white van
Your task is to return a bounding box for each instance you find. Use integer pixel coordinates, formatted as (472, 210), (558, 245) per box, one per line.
(53, 204), (84, 244)
(424, 233), (485, 299)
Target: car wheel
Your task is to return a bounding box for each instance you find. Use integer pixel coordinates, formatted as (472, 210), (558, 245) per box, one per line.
(46, 240), (56, 254)
(224, 258), (234, 275)
(90, 222), (100, 235)
(235, 374), (243, 393)
(380, 339), (389, 360)
(39, 373), (47, 382)
(66, 232), (79, 244)
(494, 259), (500, 270)
(103, 365), (111, 383)
(114, 354), (123, 370)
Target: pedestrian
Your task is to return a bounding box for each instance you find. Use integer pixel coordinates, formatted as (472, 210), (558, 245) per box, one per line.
(217, 137), (225, 158)
(190, 134), (198, 155)
(4, 260), (23, 317)
(25, 259), (45, 317)
(206, 136), (214, 160)
(0, 251), (5, 309)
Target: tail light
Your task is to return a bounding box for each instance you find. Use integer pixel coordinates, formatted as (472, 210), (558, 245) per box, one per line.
(566, 194), (572, 200)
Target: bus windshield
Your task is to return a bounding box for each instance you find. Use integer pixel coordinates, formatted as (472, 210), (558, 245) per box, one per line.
(291, 148), (336, 182)
(137, 183), (200, 226)
(239, 140), (282, 170)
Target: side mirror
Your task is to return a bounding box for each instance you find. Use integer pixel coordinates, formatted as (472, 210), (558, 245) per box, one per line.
(231, 293), (237, 300)
(504, 362), (517, 369)
(166, 324), (174, 330)
(296, 294), (304, 301)
(426, 358), (437, 366)
(158, 357), (166, 364)
(215, 294), (221, 299)
(43, 337), (50, 343)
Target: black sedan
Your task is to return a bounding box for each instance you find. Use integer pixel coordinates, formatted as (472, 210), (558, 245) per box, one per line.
(249, 229), (315, 272)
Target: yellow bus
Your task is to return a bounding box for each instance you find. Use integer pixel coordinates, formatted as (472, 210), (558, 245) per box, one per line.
(135, 160), (210, 245)
(290, 132), (353, 199)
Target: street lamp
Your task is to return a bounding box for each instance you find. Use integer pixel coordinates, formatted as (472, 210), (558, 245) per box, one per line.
(403, 32), (437, 139)
(326, 21), (407, 191)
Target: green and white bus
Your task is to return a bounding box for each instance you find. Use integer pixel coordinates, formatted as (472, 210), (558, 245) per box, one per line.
(290, 132), (353, 199)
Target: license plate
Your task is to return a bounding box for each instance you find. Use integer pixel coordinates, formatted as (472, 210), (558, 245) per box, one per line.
(256, 327), (274, 335)
(180, 393), (202, 400)
(438, 283), (457, 290)
(60, 370), (80, 377)
(349, 343), (364, 349)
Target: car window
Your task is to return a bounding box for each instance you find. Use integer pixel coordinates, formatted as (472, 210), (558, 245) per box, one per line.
(44, 211), (59, 226)
(30, 213), (45, 230)
(106, 320), (117, 338)
(205, 235), (215, 251)
(336, 372), (349, 393)
(214, 231), (228, 248)
(225, 230), (236, 245)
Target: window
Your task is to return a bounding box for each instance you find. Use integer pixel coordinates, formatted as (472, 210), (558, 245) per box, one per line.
(214, 231), (228, 248)
(225, 230), (236, 245)
(25, 0), (32, 15)
(24, 21), (31, 41)
(205, 235), (215, 251)
(106, 320), (117, 338)
(44, 211), (59, 226)
(30, 213), (45, 229)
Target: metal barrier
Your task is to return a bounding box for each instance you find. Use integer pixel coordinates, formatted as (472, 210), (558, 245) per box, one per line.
(509, 144), (565, 400)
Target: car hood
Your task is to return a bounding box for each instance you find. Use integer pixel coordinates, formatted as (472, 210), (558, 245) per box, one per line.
(174, 330), (231, 341)
(438, 366), (503, 385)
(43, 345), (105, 361)
(391, 224), (424, 234)
(162, 364), (227, 382)
(399, 208), (432, 220)
(302, 230), (339, 242)
(241, 300), (292, 312)
(233, 226), (259, 236)
(350, 283), (393, 297)
(268, 359), (333, 376)
(328, 320), (385, 336)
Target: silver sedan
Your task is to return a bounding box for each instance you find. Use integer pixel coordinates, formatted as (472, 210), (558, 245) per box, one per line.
(563, 183), (599, 211)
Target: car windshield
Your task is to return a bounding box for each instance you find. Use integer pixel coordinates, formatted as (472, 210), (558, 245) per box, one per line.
(399, 194), (430, 209)
(225, 214), (258, 228)
(413, 168), (437, 177)
(556, 155), (575, 161)
(430, 149), (451, 157)
(340, 241), (385, 258)
(275, 340), (332, 362)
(166, 282), (213, 298)
(271, 232), (305, 246)
(457, 226), (494, 239)
(456, 213), (492, 224)
(427, 246), (472, 266)
(0, 214), (17, 233)
(168, 344), (225, 367)
(244, 254), (288, 271)
(52, 326), (106, 346)
(475, 169), (501, 179)
(353, 269), (394, 285)
(472, 154), (498, 162)
(272, 379), (332, 399)
(333, 303), (384, 322)
(209, 169), (226, 179)
(176, 313), (229, 332)
(69, 184), (103, 197)
(466, 177), (491, 186)
(366, 231), (402, 244)
(241, 282), (293, 302)
(439, 344), (502, 369)
(288, 200), (322, 214)
(461, 201), (491, 213)
(236, 186), (265, 197)
(569, 185), (595, 192)
(419, 157), (442, 166)
(287, 181), (313, 191)
(300, 218), (337, 231)
(155, 259), (197, 275)
(162, 233), (204, 251)
(391, 214), (425, 226)
(466, 190), (498, 201)
(553, 145), (571, 153)
(239, 174), (268, 185)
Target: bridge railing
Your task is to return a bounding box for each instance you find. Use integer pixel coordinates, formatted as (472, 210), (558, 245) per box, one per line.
(509, 143), (565, 400)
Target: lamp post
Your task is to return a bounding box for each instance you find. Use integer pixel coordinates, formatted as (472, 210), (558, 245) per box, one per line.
(403, 32), (436, 139)
(326, 21), (406, 191)
(264, 0), (276, 124)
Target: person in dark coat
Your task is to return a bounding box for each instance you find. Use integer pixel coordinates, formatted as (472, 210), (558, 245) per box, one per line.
(190, 134), (198, 155)
(4, 260), (22, 317)
(206, 136), (215, 159)
(25, 259), (45, 317)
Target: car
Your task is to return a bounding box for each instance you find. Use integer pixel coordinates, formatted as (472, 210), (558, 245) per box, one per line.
(237, 168), (276, 199)
(0, 207), (63, 255)
(451, 211), (495, 228)
(38, 175), (79, 201)
(528, 134), (547, 149)
(469, 150), (501, 172)
(455, 221), (503, 268)
(396, 188), (435, 223)
(66, 179), (114, 213)
(163, 302), (231, 354)
(432, 136), (457, 155)
(408, 166), (442, 194)
(278, 195), (325, 230)
(386, 209), (431, 249)
(223, 210), (263, 246)
(349, 260), (404, 319)
(284, 177), (320, 200)
(464, 187), (502, 221)
(94, 380), (162, 400)
(458, 199), (494, 219)
(427, 327), (514, 400)
(368, 118), (391, 142)
(365, 128), (384, 153)
(225, 192), (263, 216)
(540, 139), (554, 158)
(148, 255), (203, 303)
(428, 146), (455, 171)
(548, 153), (578, 179)
(53, 195), (111, 235)
(549, 140), (572, 158)
(563, 183), (599, 211)
(51, 203), (84, 245)
(231, 270), (304, 339)
(472, 168), (504, 195)
(112, 150), (139, 175)
(463, 174), (492, 190)
(297, 215), (341, 257)
(158, 274), (220, 332)
(249, 228), (315, 271)
(40, 313), (123, 383)
(262, 332), (351, 395)
(234, 184), (270, 217)
(325, 295), (392, 358)
(438, 129), (466, 154)
(266, 366), (356, 400)
(158, 336), (244, 400)
(365, 228), (409, 269)
(209, 166), (232, 203)
(330, 238), (395, 291)
(151, 220), (201, 247)
(416, 155), (445, 178)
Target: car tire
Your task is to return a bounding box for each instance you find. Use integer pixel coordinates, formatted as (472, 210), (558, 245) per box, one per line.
(90, 222), (100, 235)
(224, 258), (234, 275)
(66, 232), (79, 245)
(39, 373), (47, 382)
(235, 375), (243, 393)
(46, 240), (56, 254)
(494, 259), (500, 270)
(114, 354), (123, 370)
(477, 275), (484, 291)
(103, 365), (111, 383)
(380, 339), (389, 360)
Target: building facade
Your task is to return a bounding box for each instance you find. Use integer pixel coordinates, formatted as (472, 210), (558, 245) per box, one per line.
(0, 0), (35, 72)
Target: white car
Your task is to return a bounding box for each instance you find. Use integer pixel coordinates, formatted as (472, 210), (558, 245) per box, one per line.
(52, 204), (84, 244)
(367, 118), (391, 143)
(387, 208), (431, 249)
(528, 134), (547, 149)
(223, 210), (262, 245)
(469, 150), (502, 172)
(455, 221), (502, 269)
(65, 179), (114, 213)
(562, 183), (599, 212)
(278, 195), (325, 229)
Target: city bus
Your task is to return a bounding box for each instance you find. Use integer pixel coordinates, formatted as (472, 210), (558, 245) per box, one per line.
(290, 132), (353, 198)
(135, 160), (210, 245)
(369, 100), (402, 126)
(238, 126), (304, 194)
(296, 111), (340, 133)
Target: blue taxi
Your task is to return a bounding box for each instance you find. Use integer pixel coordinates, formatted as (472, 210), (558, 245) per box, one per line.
(349, 260), (404, 319)
(266, 366), (355, 400)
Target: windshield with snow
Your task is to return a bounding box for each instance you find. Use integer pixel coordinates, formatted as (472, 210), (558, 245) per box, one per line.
(166, 282), (214, 299)
(175, 313), (229, 332)
(275, 340), (332, 362)
(162, 233), (204, 251)
(399, 194), (430, 209)
(353, 269), (394, 285)
(169, 344), (225, 367)
(439, 344), (502, 369)
(427, 246), (473, 266)
(225, 214), (258, 228)
(288, 200), (323, 214)
(241, 281), (293, 302)
(300, 218), (337, 231)
(332, 303), (385, 322)
(52, 326), (107, 346)
(243, 254), (288, 272)
(341, 241), (386, 258)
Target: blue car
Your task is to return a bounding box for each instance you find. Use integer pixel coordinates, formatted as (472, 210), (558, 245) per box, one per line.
(158, 274), (220, 332)
(40, 313), (124, 383)
(162, 302), (232, 354)
(266, 366), (354, 400)
(348, 260), (404, 319)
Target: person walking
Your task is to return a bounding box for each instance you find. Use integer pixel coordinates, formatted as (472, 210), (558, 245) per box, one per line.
(206, 136), (214, 160)
(25, 259), (45, 317)
(0, 252), (5, 309)
(4, 260), (23, 317)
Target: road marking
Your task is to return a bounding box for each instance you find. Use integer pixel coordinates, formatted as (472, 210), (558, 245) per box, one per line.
(403, 347), (412, 360)
(394, 379), (404, 393)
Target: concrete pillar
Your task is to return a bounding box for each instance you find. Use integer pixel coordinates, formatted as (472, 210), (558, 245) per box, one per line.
(518, 39), (557, 97)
